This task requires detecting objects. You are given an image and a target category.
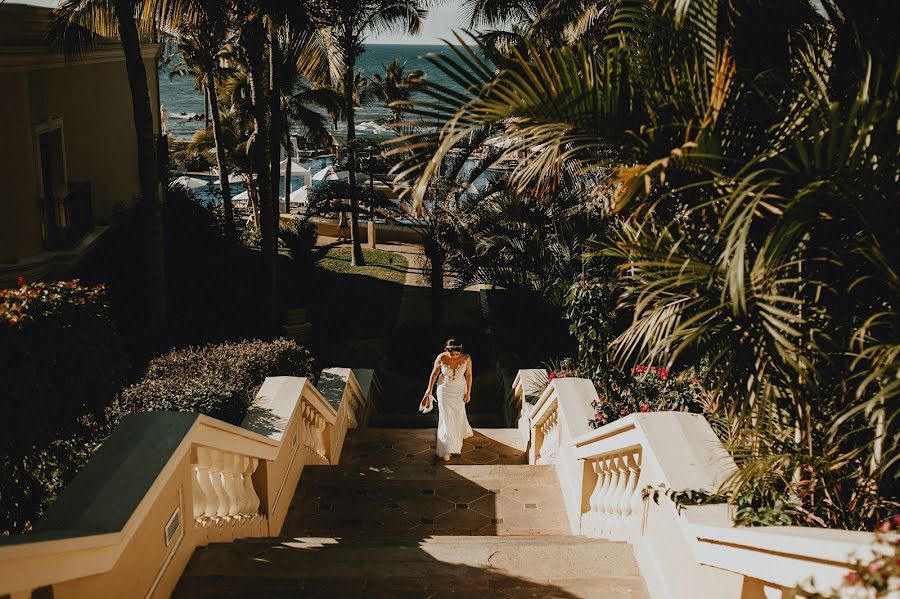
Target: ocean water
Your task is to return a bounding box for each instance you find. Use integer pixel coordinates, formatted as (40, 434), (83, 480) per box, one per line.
(160, 43), (461, 140)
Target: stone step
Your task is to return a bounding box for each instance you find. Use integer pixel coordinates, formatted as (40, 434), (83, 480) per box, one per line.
(175, 535), (648, 598)
(282, 464), (568, 537)
(340, 428), (526, 466)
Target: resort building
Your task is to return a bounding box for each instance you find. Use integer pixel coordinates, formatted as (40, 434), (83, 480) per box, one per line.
(0, 4), (162, 286)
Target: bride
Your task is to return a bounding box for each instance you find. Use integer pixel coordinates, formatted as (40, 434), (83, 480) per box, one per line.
(421, 338), (474, 461)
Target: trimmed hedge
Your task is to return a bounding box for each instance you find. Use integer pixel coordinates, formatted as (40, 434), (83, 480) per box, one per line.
(115, 339), (316, 425)
(278, 217), (318, 265)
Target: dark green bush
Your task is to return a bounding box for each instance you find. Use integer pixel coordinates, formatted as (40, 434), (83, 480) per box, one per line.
(115, 338), (316, 425)
(0, 279), (128, 534)
(0, 280), (129, 449)
(278, 217), (318, 265)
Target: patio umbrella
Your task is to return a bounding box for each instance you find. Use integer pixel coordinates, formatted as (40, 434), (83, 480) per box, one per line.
(312, 165), (339, 181)
(173, 175), (209, 189)
(281, 159), (312, 188)
(334, 170), (369, 184)
(233, 189), (250, 201)
(289, 186), (309, 206)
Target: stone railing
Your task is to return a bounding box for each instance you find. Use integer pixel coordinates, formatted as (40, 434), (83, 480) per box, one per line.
(516, 371), (889, 599)
(0, 369), (375, 599)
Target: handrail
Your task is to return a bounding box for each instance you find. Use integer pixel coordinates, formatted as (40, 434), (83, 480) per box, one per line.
(519, 371), (888, 599)
(0, 370), (376, 599)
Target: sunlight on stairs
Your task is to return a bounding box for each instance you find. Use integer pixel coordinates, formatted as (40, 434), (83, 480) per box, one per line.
(174, 428), (649, 598)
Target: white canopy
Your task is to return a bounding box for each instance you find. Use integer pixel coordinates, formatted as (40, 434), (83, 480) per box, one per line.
(289, 186), (309, 205)
(334, 170), (369, 184)
(173, 175), (209, 189)
(280, 158), (311, 175)
(312, 165), (339, 181)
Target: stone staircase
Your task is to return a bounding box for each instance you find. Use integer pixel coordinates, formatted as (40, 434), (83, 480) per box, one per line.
(175, 428), (649, 598)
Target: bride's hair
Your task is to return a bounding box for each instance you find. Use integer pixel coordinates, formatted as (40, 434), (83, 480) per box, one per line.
(445, 338), (463, 352)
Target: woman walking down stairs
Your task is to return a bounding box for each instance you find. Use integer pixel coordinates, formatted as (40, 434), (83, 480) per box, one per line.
(174, 427), (649, 598)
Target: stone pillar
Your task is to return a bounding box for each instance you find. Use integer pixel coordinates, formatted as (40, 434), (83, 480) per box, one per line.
(368, 220), (377, 249)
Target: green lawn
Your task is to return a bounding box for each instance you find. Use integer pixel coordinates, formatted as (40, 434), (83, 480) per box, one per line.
(316, 247), (408, 284)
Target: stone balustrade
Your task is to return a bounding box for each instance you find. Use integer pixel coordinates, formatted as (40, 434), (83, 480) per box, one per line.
(191, 448), (265, 543)
(515, 371), (891, 599)
(0, 368), (377, 599)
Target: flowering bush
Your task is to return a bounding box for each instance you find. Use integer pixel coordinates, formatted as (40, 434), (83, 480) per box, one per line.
(588, 365), (706, 429)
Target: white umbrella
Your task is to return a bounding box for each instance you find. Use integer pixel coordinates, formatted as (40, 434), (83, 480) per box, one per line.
(212, 172), (245, 184)
(334, 170), (369, 184)
(289, 186), (308, 206)
(173, 175), (209, 189)
(312, 165), (339, 181)
(233, 189), (250, 201)
(280, 158), (311, 175)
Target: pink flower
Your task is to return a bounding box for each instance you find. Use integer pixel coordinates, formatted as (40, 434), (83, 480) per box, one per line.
(844, 572), (861, 586)
(620, 408), (629, 415)
(865, 560), (883, 575)
(877, 519), (893, 533)
(16, 276), (24, 287)
(633, 366), (647, 374)
(548, 372), (556, 382)
(594, 413), (604, 421)
(640, 404), (650, 413)
(657, 367), (669, 380)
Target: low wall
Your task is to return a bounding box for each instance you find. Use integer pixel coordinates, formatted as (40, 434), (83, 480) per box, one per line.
(0, 369), (377, 599)
(514, 371), (891, 599)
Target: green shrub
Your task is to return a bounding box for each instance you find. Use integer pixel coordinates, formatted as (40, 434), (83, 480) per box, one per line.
(0, 279), (128, 534)
(0, 280), (129, 449)
(115, 339), (316, 425)
(278, 217), (318, 265)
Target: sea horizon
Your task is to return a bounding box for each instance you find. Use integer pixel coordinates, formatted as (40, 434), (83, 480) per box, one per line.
(161, 43), (462, 140)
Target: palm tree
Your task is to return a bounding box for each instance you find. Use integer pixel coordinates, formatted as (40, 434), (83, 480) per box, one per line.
(166, 5), (236, 234)
(277, 24), (341, 213)
(51, 0), (166, 326)
(310, 0), (426, 266)
(368, 59), (424, 123)
(390, 0), (899, 528)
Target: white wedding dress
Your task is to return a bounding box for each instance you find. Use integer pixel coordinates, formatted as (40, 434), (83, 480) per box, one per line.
(435, 361), (473, 459)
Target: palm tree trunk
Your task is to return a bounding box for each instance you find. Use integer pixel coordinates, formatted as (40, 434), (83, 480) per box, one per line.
(343, 60), (365, 266)
(245, 20), (278, 323)
(268, 19), (283, 235)
(205, 67), (234, 236)
(113, 0), (165, 327)
(284, 146), (292, 213)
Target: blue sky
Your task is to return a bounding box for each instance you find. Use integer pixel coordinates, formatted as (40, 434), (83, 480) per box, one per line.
(13, 0), (468, 45)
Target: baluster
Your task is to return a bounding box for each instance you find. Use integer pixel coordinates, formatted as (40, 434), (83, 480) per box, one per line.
(315, 414), (328, 458)
(600, 456), (620, 535)
(620, 451), (640, 531)
(192, 462), (206, 524)
(609, 455), (629, 538)
(195, 447), (219, 522)
(208, 450), (229, 519)
(583, 459), (602, 536)
(245, 457), (261, 514)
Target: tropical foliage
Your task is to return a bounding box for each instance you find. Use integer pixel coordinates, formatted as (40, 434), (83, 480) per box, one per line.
(389, 0), (899, 530)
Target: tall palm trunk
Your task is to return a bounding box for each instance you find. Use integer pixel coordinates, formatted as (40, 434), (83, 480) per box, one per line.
(284, 146), (292, 213)
(113, 0), (165, 326)
(343, 57), (365, 265)
(205, 67), (234, 236)
(245, 20), (278, 323)
(268, 19), (283, 235)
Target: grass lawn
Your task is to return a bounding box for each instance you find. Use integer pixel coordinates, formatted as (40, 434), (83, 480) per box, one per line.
(300, 247), (409, 366)
(316, 247), (408, 284)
